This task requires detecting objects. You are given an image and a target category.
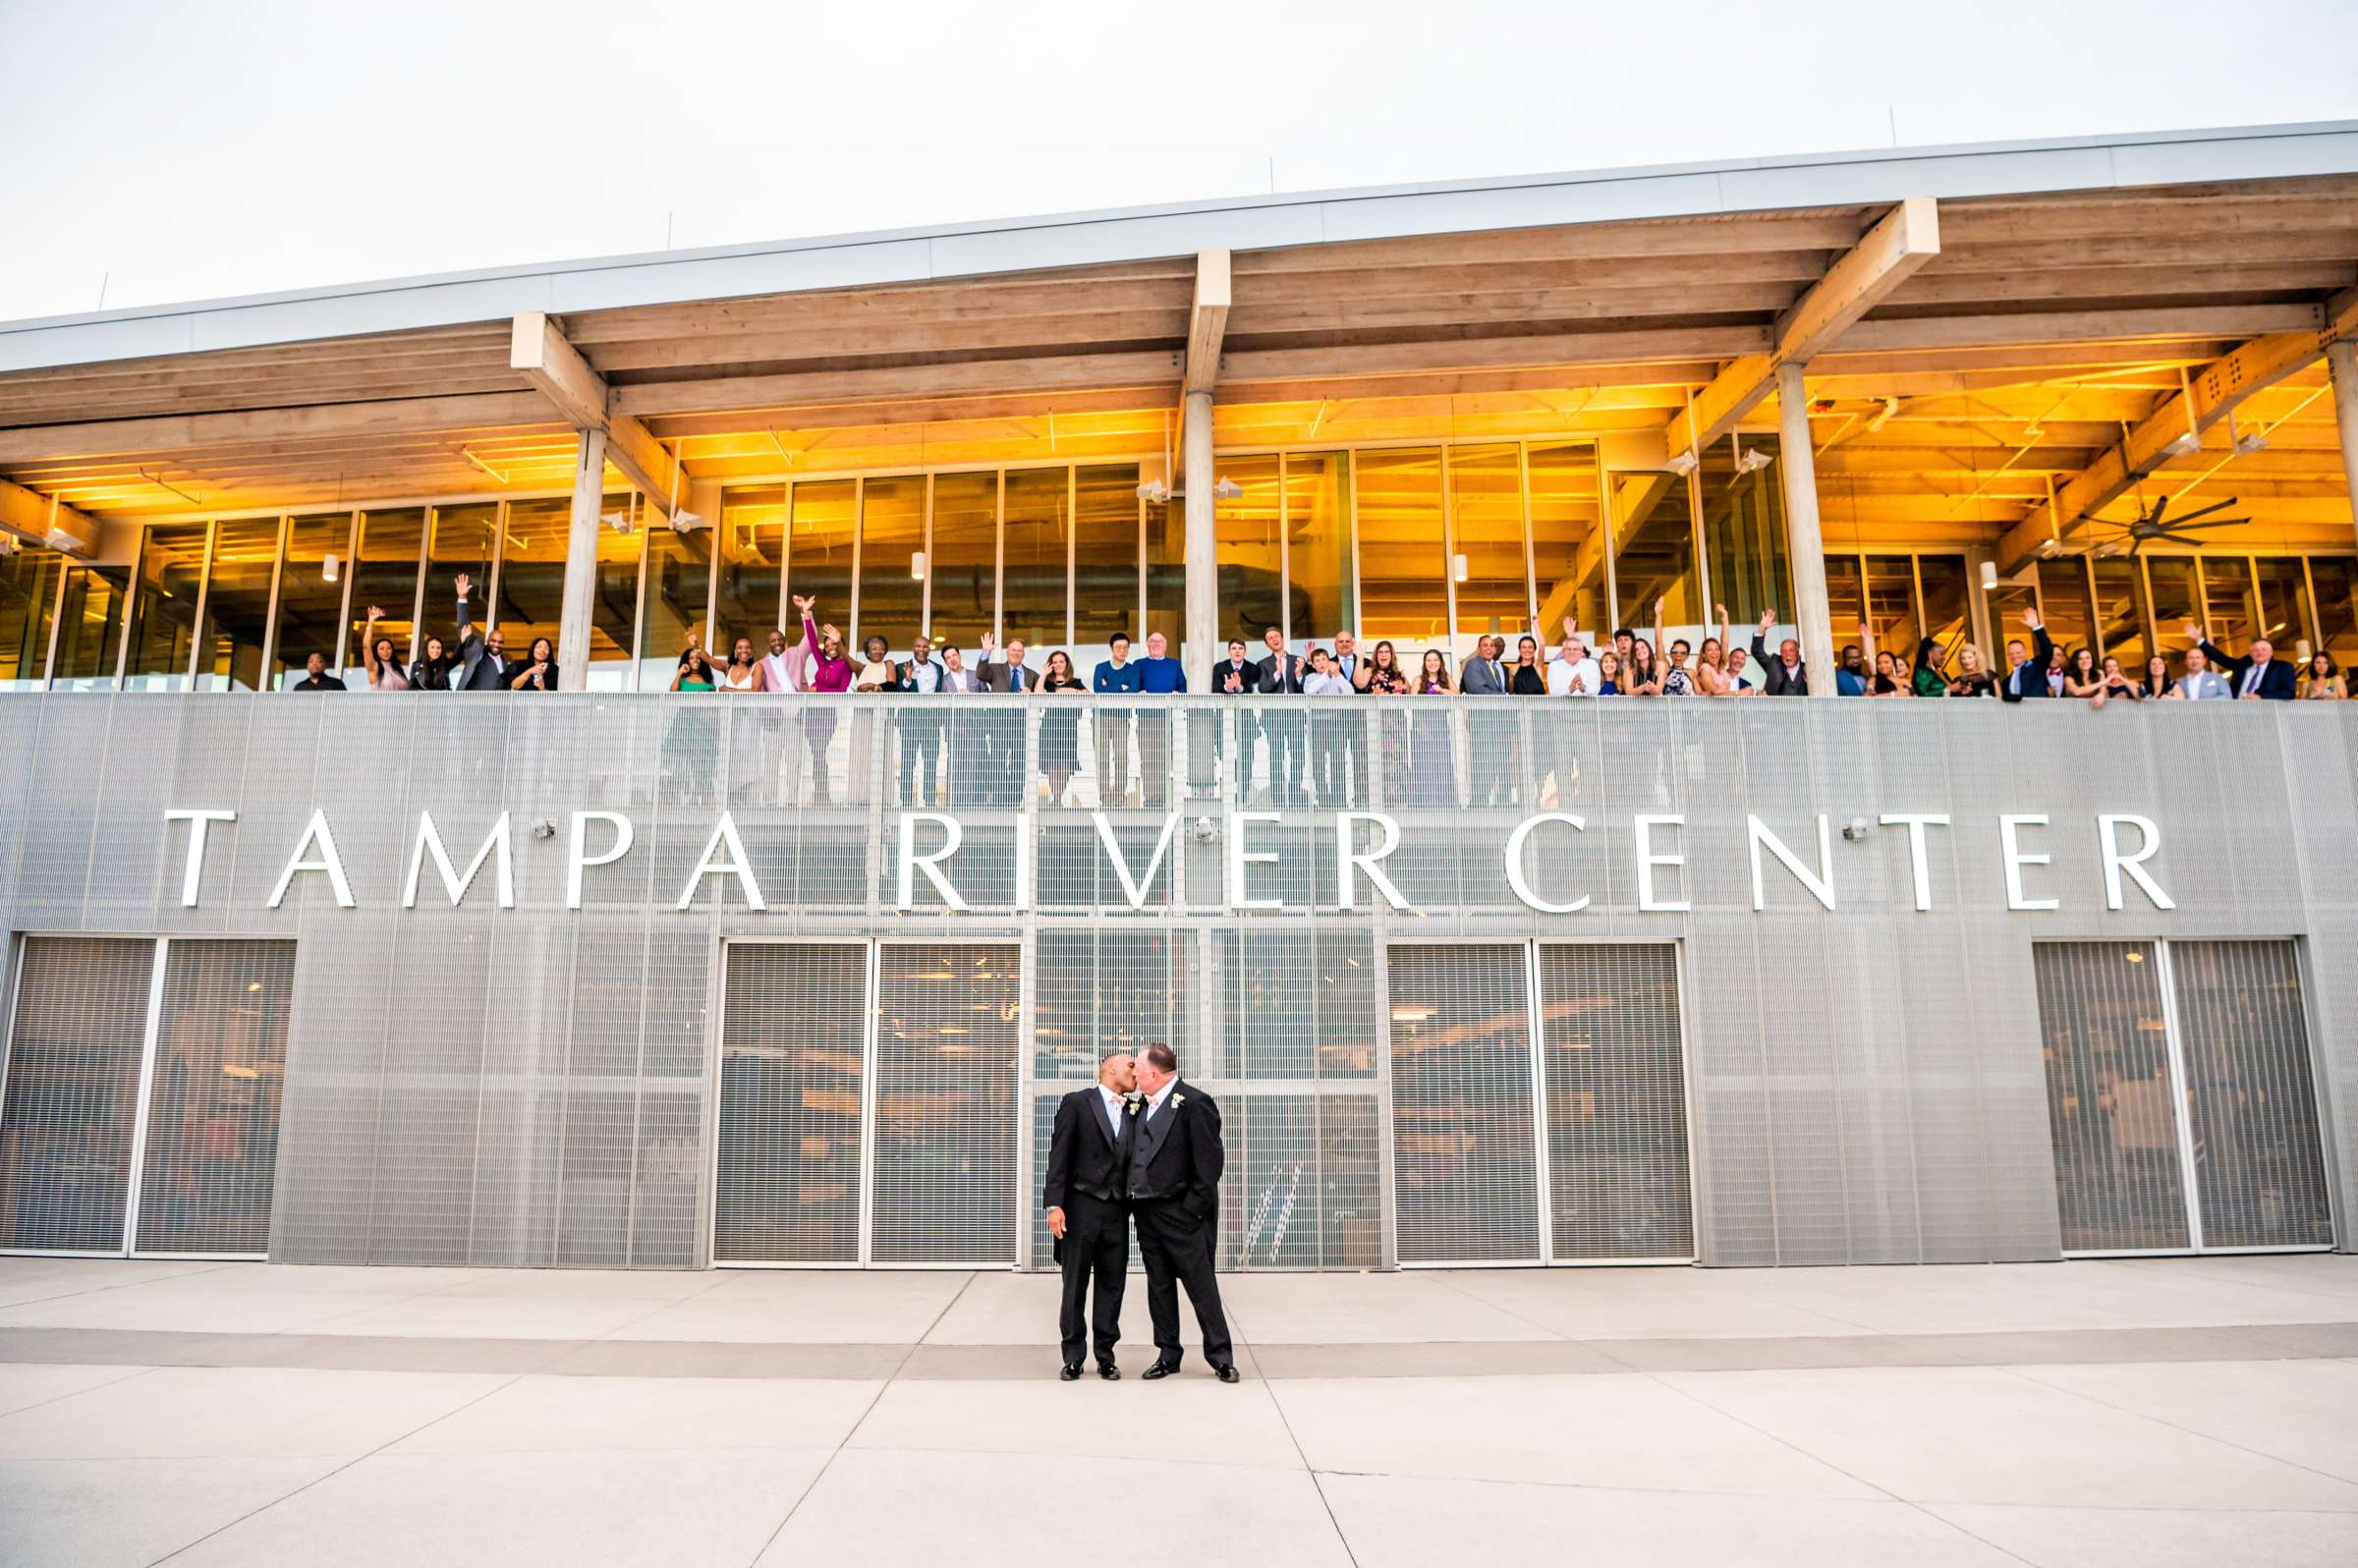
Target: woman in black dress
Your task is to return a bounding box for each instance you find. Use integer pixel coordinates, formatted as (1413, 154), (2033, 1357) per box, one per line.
(1039, 649), (1087, 805)
(409, 635), (455, 693)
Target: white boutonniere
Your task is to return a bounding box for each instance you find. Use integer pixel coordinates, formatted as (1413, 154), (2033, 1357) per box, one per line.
(1171, 1093), (1187, 1109)
(1122, 1092), (1143, 1113)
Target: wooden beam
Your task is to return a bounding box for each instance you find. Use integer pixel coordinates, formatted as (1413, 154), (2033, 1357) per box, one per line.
(1664, 197), (1940, 465)
(0, 391), (557, 465)
(510, 310), (683, 519)
(1993, 286), (2358, 572)
(1183, 250), (1231, 398)
(0, 475), (99, 554)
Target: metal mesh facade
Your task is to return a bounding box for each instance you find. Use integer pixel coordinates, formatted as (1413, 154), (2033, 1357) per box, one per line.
(1, 692), (2351, 1269)
(2034, 942), (2188, 1253)
(0, 938), (154, 1251)
(871, 944), (1019, 1264)
(1387, 944), (1544, 1264)
(1538, 944), (1694, 1261)
(2171, 940), (2333, 1250)
(136, 939), (295, 1256)
(715, 944), (867, 1263)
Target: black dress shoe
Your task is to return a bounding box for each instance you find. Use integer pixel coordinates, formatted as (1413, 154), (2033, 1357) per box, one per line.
(1097, 1364), (1121, 1380)
(1141, 1361), (1181, 1380)
(1059, 1364), (1082, 1381)
(1215, 1365), (1242, 1383)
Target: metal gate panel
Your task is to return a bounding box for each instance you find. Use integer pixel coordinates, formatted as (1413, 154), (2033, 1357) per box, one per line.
(1384, 943), (1542, 1265)
(2170, 940), (2332, 1250)
(0, 938), (156, 1252)
(1536, 944), (1694, 1261)
(870, 943), (1019, 1264)
(134, 939), (295, 1256)
(714, 943), (868, 1264)
(2034, 942), (2189, 1253)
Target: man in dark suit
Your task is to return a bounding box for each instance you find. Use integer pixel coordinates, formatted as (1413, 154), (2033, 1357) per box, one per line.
(1252, 627), (1306, 807)
(1042, 1050), (1140, 1380)
(1749, 608), (1809, 696)
(1211, 637), (1259, 801)
(2000, 608), (2057, 701)
(451, 574), (520, 691)
(976, 632), (1032, 804)
(890, 633), (947, 806)
(1126, 1042), (1237, 1382)
(2187, 622), (2296, 700)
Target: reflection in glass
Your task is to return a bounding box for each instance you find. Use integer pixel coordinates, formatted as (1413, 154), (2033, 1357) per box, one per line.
(640, 528), (714, 683)
(348, 508), (424, 669)
(1917, 555), (1970, 669)
(713, 484), (785, 649)
(2091, 556), (2146, 668)
(1215, 454), (1283, 645)
(1284, 452), (1353, 644)
(1864, 555), (1919, 667)
(123, 523), (209, 691)
(1002, 467), (1068, 652)
(2252, 556), (2310, 651)
(1449, 445), (1527, 643)
(2145, 556), (2201, 663)
(52, 564), (131, 690)
(197, 517), (279, 691)
(2307, 556), (2358, 672)
(2037, 557), (2095, 662)
(1987, 582), (2038, 664)
(1073, 464), (1139, 669)
(1824, 555), (1865, 655)
(1610, 471), (1699, 631)
(1355, 448), (1447, 645)
(1528, 444), (1603, 643)
(786, 479), (856, 638)
(2036, 941), (2188, 1252)
(0, 548), (65, 687)
(2200, 556), (2255, 650)
(426, 503), (499, 635)
(494, 496), (637, 687)
(1143, 492), (1183, 660)
(927, 471), (995, 655)
(855, 475), (923, 653)
(1699, 433), (1791, 628)
(270, 514), (352, 689)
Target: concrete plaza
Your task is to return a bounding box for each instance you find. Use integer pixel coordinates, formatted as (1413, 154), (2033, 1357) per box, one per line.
(2, 1254), (2356, 1566)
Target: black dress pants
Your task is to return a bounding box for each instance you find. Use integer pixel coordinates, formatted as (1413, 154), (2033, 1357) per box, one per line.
(1133, 1198), (1233, 1369)
(1057, 1192), (1129, 1368)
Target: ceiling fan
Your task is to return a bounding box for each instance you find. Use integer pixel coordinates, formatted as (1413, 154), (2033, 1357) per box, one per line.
(2080, 492), (2249, 556)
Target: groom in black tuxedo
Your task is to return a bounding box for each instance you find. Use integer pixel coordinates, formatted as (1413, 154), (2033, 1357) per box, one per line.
(1126, 1042), (1238, 1382)
(1042, 1051), (1139, 1380)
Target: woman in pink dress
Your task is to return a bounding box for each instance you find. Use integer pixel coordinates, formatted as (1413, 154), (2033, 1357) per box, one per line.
(795, 594), (854, 804)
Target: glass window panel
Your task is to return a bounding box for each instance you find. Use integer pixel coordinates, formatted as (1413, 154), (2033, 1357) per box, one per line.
(926, 471), (995, 657)
(134, 940), (295, 1256)
(1449, 445), (1528, 644)
(0, 938), (157, 1250)
(2200, 556), (2256, 649)
(1214, 454), (1283, 646)
(1611, 471), (1700, 632)
(348, 508), (424, 670)
(51, 564), (131, 689)
(2252, 556), (2311, 651)
(1143, 491), (1183, 660)
(1863, 554), (1919, 667)
(2090, 555), (2146, 669)
(1072, 463), (1139, 670)
(1824, 555), (1866, 659)
(0, 547), (64, 687)
(785, 479), (856, 643)
(1916, 555), (1970, 669)
(2306, 556), (2358, 672)
(1002, 467), (1069, 654)
(854, 474), (924, 654)
(639, 527), (714, 683)
(197, 517), (280, 691)
(1987, 581), (2038, 667)
(269, 514), (351, 690)
(1528, 443), (1604, 643)
(122, 523), (209, 691)
(1699, 432), (1792, 628)
(425, 503), (499, 640)
(714, 484), (786, 645)
(2035, 942), (2188, 1253)
(1355, 448), (1448, 647)
(2036, 557), (2095, 662)
(491, 496), (637, 688)
(1284, 452), (1353, 644)
(2145, 556), (2202, 665)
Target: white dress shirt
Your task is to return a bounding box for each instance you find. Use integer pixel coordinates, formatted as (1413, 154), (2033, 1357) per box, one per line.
(1548, 654), (1601, 697)
(908, 659), (941, 693)
(1096, 1085), (1129, 1144)
(1304, 670), (1353, 695)
(1142, 1077), (1177, 1125)
(762, 648), (806, 694)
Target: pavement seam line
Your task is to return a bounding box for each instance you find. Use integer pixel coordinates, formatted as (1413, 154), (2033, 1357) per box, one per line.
(0, 1260), (238, 1313)
(741, 1269), (980, 1567)
(1989, 1358), (2358, 1493)
(0, 1362), (160, 1422)
(1255, 1376), (1363, 1567)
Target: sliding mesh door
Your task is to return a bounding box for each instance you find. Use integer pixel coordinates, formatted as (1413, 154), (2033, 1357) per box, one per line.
(1537, 944), (1693, 1261)
(2034, 942), (2188, 1253)
(715, 943), (868, 1263)
(870, 944), (1019, 1264)
(1385, 944), (1541, 1264)
(2170, 941), (2331, 1250)
(0, 939), (155, 1251)
(134, 941), (296, 1256)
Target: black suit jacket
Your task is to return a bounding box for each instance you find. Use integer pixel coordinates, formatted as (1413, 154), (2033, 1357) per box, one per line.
(1042, 1088), (1132, 1210)
(1750, 632), (1808, 696)
(2000, 625), (2058, 701)
(1126, 1080), (1223, 1221)
(1254, 651), (1305, 695)
(1210, 658), (1259, 696)
(2199, 641), (2296, 700)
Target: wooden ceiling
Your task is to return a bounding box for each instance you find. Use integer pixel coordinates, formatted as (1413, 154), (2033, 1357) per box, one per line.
(0, 175), (2349, 565)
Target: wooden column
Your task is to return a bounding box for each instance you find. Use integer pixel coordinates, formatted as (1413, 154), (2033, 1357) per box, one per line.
(558, 426), (608, 694)
(2330, 340), (2358, 548)
(1774, 361), (1837, 691)
(1183, 388), (1215, 676)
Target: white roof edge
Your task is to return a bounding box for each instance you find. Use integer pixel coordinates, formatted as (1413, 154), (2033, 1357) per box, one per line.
(4, 118), (2355, 375)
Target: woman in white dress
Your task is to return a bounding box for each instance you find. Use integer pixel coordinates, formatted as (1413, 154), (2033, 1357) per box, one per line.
(359, 606), (411, 692)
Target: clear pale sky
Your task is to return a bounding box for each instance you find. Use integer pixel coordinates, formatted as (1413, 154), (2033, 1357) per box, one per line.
(2, 0), (2354, 322)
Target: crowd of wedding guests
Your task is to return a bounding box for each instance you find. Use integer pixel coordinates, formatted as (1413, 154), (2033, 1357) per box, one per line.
(292, 575), (2347, 807)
